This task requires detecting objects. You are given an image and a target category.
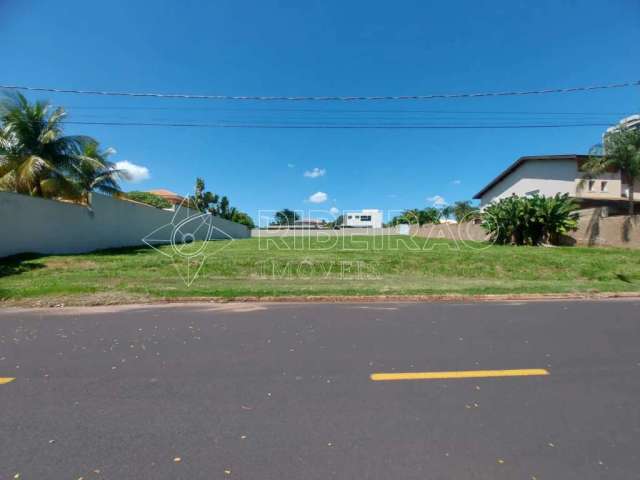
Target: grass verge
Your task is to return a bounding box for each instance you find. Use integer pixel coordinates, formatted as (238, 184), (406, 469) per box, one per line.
(1, 236), (640, 306)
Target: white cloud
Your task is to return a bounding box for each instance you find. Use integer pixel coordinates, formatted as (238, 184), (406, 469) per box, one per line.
(426, 195), (447, 207)
(329, 206), (340, 215)
(451, 179), (461, 185)
(115, 161), (150, 182)
(308, 191), (328, 204)
(287, 163), (296, 168)
(304, 167), (326, 178)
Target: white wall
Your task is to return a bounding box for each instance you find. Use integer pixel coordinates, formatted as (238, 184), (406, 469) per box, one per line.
(479, 159), (578, 207)
(0, 192), (250, 258)
(251, 226), (403, 237)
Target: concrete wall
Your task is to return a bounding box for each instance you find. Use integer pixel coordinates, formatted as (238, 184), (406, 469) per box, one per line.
(410, 214), (640, 249)
(563, 209), (640, 248)
(0, 192), (250, 258)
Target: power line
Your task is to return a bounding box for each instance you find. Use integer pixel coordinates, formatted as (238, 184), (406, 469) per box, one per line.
(61, 105), (634, 115)
(64, 120), (611, 129)
(2, 80), (639, 102)
(68, 113), (623, 123)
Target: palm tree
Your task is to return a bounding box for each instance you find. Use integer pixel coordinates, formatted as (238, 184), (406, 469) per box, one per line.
(219, 196), (231, 219)
(191, 177), (219, 213)
(0, 93), (90, 199)
(452, 200), (478, 222)
(440, 205), (454, 221)
(72, 140), (124, 205)
(582, 128), (640, 215)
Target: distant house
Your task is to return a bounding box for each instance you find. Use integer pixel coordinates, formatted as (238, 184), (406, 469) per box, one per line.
(147, 189), (186, 209)
(293, 218), (327, 229)
(266, 218), (327, 230)
(343, 209), (383, 228)
(473, 154), (640, 213)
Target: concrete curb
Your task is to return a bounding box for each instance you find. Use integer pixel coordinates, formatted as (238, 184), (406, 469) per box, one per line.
(2, 291), (640, 309)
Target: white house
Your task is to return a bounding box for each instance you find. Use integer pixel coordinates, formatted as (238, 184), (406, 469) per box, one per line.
(343, 209), (383, 228)
(473, 154), (640, 212)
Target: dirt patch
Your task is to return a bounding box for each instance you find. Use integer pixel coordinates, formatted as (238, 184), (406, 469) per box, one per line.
(2, 291), (639, 309)
(44, 259), (99, 270)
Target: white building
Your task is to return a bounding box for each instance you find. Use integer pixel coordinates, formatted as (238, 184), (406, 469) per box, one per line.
(343, 209), (383, 228)
(473, 154), (640, 213)
(605, 114), (640, 138)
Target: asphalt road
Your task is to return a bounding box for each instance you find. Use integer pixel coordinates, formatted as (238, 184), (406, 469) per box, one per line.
(1, 300), (640, 479)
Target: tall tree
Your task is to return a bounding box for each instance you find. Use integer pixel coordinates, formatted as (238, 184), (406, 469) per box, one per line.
(219, 195), (231, 219)
(452, 200), (478, 222)
(582, 128), (640, 214)
(274, 209), (300, 226)
(191, 177), (219, 213)
(0, 93), (90, 198)
(440, 205), (454, 220)
(419, 207), (441, 225)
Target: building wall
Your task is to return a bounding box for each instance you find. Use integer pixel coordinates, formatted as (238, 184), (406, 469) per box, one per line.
(574, 171), (623, 199)
(479, 159), (578, 207)
(343, 210), (383, 228)
(0, 192), (250, 258)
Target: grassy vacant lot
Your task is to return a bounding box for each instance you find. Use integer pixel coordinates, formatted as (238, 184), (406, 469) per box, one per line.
(1, 235), (640, 305)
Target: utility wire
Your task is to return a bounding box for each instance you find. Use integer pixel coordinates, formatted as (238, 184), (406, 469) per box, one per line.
(64, 120), (611, 129)
(3, 80), (639, 102)
(61, 105), (634, 115)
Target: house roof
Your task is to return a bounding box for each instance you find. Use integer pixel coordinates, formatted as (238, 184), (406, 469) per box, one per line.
(147, 189), (185, 204)
(472, 154), (591, 199)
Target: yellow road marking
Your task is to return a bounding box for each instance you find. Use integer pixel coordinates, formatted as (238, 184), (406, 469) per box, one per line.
(0, 377), (16, 385)
(370, 369), (549, 381)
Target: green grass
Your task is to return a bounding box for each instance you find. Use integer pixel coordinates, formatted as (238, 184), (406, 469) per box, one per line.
(1, 235), (640, 305)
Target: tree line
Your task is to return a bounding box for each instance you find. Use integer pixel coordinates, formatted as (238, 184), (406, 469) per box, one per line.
(388, 201), (478, 226)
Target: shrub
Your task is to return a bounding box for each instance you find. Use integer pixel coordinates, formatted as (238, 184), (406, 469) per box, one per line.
(126, 191), (172, 209)
(482, 193), (579, 245)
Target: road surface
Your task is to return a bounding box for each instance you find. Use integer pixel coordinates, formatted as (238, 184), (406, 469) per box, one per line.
(1, 300), (639, 479)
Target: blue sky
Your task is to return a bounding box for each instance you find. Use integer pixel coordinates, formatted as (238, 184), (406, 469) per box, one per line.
(1, 0), (639, 223)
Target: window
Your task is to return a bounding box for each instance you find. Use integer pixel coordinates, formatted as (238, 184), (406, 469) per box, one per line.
(588, 180), (596, 192)
(347, 216), (352, 219)
(355, 215), (360, 219)
(360, 215), (372, 221)
(600, 181), (608, 192)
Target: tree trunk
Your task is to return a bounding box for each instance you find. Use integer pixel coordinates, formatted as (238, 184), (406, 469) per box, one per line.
(629, 183), (635, 216)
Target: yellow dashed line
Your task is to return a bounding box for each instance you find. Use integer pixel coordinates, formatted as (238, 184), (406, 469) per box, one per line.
(0, 377), (16, 385)
(370, 369), (549, 381)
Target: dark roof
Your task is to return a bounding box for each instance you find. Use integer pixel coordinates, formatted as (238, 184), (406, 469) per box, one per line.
(472, 154), (592, 199)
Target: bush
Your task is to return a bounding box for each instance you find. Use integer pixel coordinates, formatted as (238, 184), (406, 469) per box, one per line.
(482, 193), (579, 245)
(126, 191), (172, 209)
(231, 211), (255, 229)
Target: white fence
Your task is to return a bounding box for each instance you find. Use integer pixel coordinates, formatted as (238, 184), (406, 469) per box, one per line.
(251, 227), (405, 237)
(0, 192), (250, 258)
